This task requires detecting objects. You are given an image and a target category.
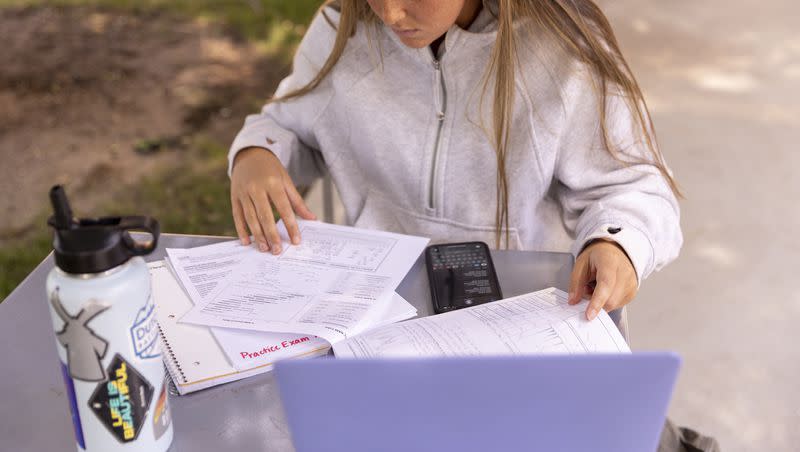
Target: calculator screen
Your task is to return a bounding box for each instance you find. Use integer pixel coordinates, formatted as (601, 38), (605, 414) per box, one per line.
(428, 243), (502, 310)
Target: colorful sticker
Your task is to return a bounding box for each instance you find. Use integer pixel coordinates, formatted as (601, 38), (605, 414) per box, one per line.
(129, 295), (160, 360)
(88, 354), (154, 443)
(60, 361), (86, 450)
(51, 288), (110, 382)
(151, 382), (172, 440)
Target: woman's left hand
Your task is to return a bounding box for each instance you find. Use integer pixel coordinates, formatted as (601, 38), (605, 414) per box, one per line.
(567, 240), (638, 320)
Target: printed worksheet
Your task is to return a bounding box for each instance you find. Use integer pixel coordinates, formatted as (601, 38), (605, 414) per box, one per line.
(163, 235), (419, 371)
(213, 293), (417, 371)
(166, 240), (253, 301)
(177, 220), (429, 343)
(332, 288), (630, 358)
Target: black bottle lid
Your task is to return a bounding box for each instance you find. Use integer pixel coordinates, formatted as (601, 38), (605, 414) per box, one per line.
(47, 185), (160, 274)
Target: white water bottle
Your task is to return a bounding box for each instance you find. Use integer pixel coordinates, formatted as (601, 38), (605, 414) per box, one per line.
(45, 185), (174, 451)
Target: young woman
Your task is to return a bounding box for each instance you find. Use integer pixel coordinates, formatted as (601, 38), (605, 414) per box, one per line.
(227, 0), (682, 321)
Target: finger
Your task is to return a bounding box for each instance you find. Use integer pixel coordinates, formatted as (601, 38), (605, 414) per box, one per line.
(252, 190), (281, 254)
(606, 265), (637, 312)
(285, 180), (317, 220)
(604, 278), (628, 313)
(568, 255), (592, 305)
(241, 196), (268, 252)
(586, 264), (616, 320)
(231, 198), (250, 245)
(272, 189), (301, 245)
(585, 280), (597, 297)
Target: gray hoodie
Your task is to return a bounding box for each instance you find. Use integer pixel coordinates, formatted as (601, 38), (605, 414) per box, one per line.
(228, 5), (682, 283)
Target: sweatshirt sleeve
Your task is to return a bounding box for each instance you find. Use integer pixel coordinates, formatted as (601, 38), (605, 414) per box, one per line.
(227, 8), (340, 185)
(554, 77), (683, 284)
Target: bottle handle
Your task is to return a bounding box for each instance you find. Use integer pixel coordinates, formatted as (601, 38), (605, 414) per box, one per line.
(119, 216), (160, 256)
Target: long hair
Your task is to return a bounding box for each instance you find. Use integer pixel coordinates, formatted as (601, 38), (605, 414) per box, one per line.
(272, 0), (680, 248)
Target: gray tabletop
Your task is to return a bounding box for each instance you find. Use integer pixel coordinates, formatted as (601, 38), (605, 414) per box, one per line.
(0, 233), (625, 451)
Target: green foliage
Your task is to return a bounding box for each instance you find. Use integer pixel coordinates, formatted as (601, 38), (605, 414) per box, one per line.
(107, 138), (239, 238)
(0, 234), (52, 302)
(0, 137), (237, 302)
(0, 1), (320, 301)
(0, 0), (322, 42)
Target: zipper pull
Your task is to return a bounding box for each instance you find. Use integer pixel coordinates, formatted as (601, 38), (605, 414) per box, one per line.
(433, 60), (445, 121)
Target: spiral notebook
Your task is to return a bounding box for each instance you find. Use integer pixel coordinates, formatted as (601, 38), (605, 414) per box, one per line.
(148, 261), (417, 395)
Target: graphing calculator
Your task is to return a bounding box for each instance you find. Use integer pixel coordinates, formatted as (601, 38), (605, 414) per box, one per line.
(425, 241), (503, 314)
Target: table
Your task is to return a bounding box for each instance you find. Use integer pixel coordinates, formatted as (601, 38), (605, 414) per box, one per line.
(0, 233), (627, 451)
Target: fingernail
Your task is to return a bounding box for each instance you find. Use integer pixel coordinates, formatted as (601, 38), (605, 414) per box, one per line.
(292, 236), (300, 245)
(273, 246), (282, 254)
(587, 308), (597, 320)
(568, 290), (574, 302)
(259, 243), (269, 252)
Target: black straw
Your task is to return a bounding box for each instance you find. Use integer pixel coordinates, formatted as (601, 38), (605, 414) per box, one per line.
(49, 185), (74, 229)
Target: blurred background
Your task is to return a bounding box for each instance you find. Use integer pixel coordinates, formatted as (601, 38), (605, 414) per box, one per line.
(0, 0), (797, 450)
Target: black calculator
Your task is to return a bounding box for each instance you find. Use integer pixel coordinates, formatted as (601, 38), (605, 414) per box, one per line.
(425, 241), (503, 314)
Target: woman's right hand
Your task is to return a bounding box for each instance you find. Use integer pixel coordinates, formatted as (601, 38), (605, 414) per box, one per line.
(230, 147), (317, 254)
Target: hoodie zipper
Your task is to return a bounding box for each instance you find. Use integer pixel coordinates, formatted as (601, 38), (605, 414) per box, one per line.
(428, 58), (446, 211)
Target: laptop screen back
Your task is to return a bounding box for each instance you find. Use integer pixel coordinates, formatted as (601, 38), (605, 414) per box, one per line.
(276, 354), (680, 452)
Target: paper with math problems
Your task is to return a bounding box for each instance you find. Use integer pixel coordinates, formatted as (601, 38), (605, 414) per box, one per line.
(177, 220), (429, 343)
(166, 239), (252, 301)
(213, 293), (417, 371)
(332, 288), (630, 358)
(149, 260), (417, 395)
(162, 236), (419, 372)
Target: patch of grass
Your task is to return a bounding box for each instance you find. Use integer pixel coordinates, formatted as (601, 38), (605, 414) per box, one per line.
(0, 233), (53, 301)
(0, 1), (321, 301)
(107, 137), (238, 237)
(0, 0), (322, 43)
(0, 137), (237, 302)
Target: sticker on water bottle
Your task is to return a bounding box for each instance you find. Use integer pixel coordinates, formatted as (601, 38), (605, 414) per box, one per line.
(88, 354), (154, 443)
(152, 382), (172, 440)
(51, 288), (110, 382)
(129, 294), (160, 360)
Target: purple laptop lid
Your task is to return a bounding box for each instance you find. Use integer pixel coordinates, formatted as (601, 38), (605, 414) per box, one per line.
(275, 354), (680, 452)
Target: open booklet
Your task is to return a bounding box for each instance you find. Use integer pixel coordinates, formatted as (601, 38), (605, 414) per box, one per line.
(152, 220), (428, 394)
(333, 287), (630, 358)
(150, 260), (418, 395)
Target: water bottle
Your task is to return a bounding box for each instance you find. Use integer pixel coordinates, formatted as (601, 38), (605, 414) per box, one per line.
(45, 185), (174, 452)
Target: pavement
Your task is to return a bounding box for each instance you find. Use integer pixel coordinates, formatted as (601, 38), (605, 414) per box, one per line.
(601, 2), (800, 451)
(306, 1), (800, 450)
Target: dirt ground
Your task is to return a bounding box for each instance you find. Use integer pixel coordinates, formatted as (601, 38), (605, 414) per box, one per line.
(0, 6), (287, 244)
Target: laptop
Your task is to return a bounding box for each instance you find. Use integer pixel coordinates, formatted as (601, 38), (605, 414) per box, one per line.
(275, 354), (680, 452)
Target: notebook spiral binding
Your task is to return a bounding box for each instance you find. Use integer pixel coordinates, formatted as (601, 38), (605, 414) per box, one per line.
(158, 322), (187, 395)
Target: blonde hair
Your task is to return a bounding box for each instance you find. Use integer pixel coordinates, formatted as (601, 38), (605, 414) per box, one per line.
(273, 0), (680, 248)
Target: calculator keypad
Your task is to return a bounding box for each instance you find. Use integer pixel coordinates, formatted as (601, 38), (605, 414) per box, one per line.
(428, 243), (501, 312)
(430, 246), (489, 270)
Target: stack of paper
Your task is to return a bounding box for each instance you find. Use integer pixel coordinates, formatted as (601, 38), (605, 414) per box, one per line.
(333, 288), (631, 358)
(152, 220), (429, 394)
(169, 220), (429, 343)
